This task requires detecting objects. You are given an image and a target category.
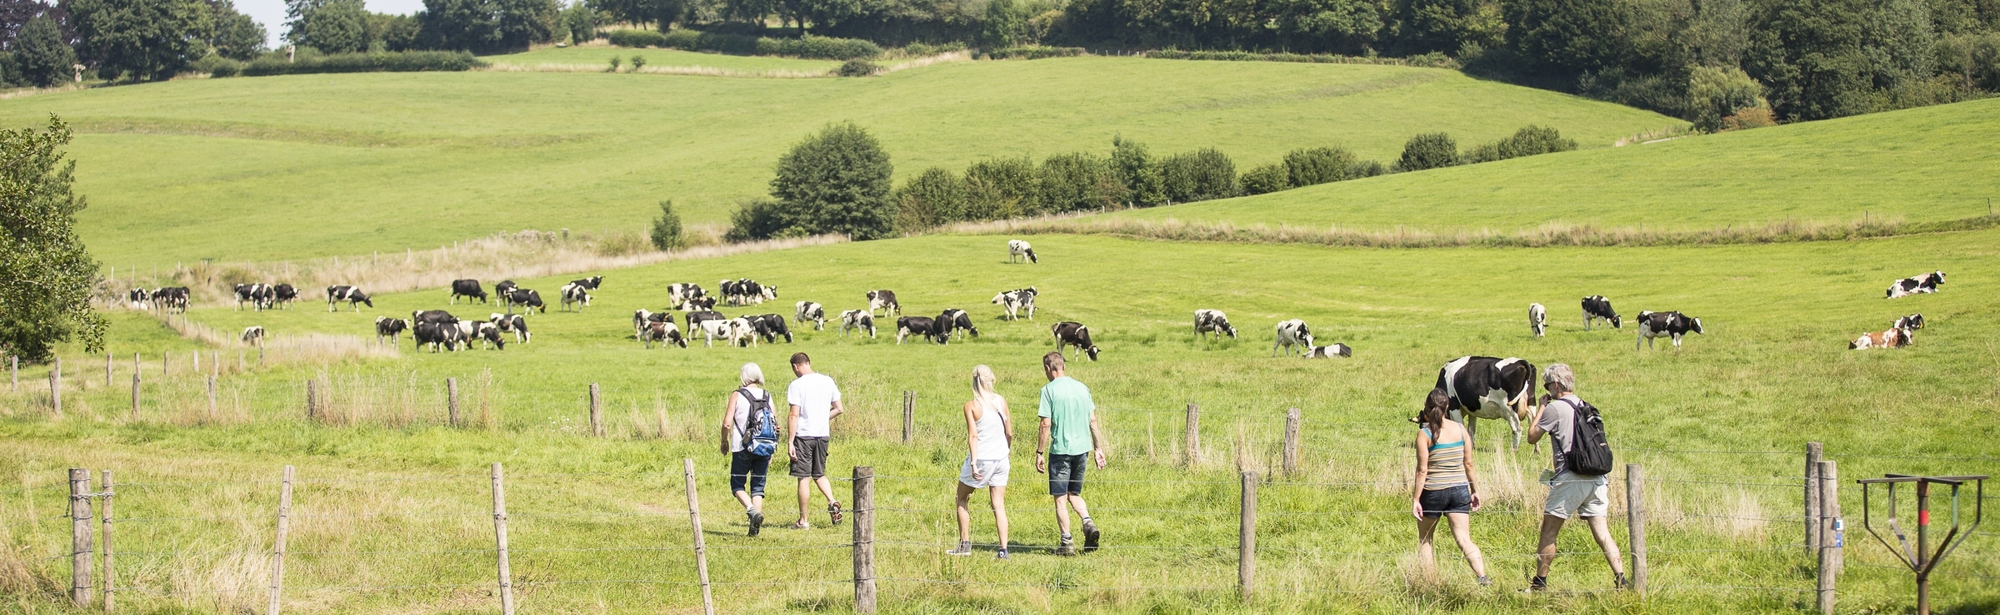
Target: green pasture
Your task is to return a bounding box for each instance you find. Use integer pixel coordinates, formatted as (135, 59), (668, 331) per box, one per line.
(3, 230), (1996, 613)
(1108, 97), (2000, 232)
(481, 44), (844, 72)
(0, 57), (1677, 267)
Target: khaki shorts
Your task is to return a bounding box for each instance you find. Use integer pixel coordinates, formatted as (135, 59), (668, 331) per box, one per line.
(1543, 471), (1609, 519)
(959, 459), (1010, 489)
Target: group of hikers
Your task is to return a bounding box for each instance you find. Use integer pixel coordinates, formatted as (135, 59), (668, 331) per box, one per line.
(719, 353), (1624, 590)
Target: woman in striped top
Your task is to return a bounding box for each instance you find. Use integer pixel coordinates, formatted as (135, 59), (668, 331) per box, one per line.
(1414, 389), (1489, 585)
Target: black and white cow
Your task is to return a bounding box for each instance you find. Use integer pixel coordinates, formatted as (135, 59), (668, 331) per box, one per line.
(1636, 310), (1703, 350)
(1529, 303), (1547, 338)
(413, 310), (459, 327)
(640, 319), (687, 349)
(558, 283), (591, 312)
(796, 301), (826, 331)
(633, 309), (661, 340)
(867, 290), (901, 317)
(1008, 239), (1038, 264)
(750, 314), (794, 343)
(1194, 309), (1237, 340)
(234, 284), (265, 310)
(506, 288), (546, 314)
(1272, 319), (1313, 357)
(840, 310), (876, 338)
(896, 316), (943, 345)
(489, 313), (530, 343)
(1850, 327), (1913, 350)
(152, 287), (190, 314)
(990, 287), (1037, 321)
(1886, 271), (1945, 299)
(494, 280), (520, 308)
(668, 283), (706, 310)
(726, 317), (759, 347)
(1052, 322), (1100, 361)
(271, 284), (298, 309)
(937, 309), (977, 341)
(1581, 296), (1620, 330)
(240, 326), (266, 347)
(569, 276), (604, 291)
(451, 279), (488, 304)
(457, 320), (505, 350)
(127, 288), (151, 310)
(374, 317), (409, 346)
(249, 284), (276, 310)
(1434, 356), (1538, 450)
(413, 320), (463, 352)
(1895, 313), (1925, 331)
(691, 316), (737, 348)
(1303, 343), (1351, 358)
(326, 286), (372, 312)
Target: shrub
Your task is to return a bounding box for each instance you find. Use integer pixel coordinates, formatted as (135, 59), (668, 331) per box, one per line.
(723, 198), (797, 242)
(987, 46), (1085, 60)
(1687, 66), (1766, 133)
(1110, 136), (1163, 207)
(769, 122), (897, 240)
(239, 51), (482, 76)
(1464, 125), (1577, 163)
(1158, 148), (1237, 204)
(1239, 163), (1291, 195)
(1284, 147), (1356, 187)
(896, 41), (966, 57)
(838, 59), (878, 76)
(1145, 49), (1434, 67)
(191, 55), (243, 77)
(763, 36), (880, 60)
(649, 200), (684, 250)
(608, 56), (621, 71)
(1395, 133), (1458, 172)
(1349, 159), (1388, 178)
(631, 55), (646, 69)
(608, 29), (669, 48)
(0, 52), (20, 87)
(963, 157), (1039, 220)
(629, 29), (879, 59)
(1721, 107), (1777, 131)
(1037, 152), (1127, 213)
(895, 166), (969, 231)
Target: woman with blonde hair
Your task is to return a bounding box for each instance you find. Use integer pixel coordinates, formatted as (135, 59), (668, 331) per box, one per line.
(720, 362), (777, 536)
(949, 365), (1013, 559)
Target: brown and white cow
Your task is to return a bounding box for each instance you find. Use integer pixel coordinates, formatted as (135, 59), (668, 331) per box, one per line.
(1850, 327), (1913, 349)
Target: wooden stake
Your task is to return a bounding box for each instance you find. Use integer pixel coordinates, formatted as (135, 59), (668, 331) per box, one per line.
(1626, 464), (1647, 597)
(162, 352), (168, 378)
(51, 358), (61, 417)
(305, 379), (318, 420)
(447, 378), (460, 427)
(1184, 404), (1201, 466)
(1817, 460), (1838, 614)
(132, 353), (139, 380)
(1805, 442), (1822, 551)
(1239, 471), (1256, 603)
(1282, 408), (1300, 476)
(684, 459), (715, 615)
(10, 355), (16, 391)
(100, 469), (114, 612)
(129, 374), (140, 420)
(207, 376), (218, 421)
(238, 350), (244, 373)
(491, 463), (515, 615)
(852, 466), (876, 614)
(269, 465), (293, 615)
(105, 353), (112, 388)
(589, 383), (603, 437)
(69, 468), (93, 607)
(901, 391), (913, 443)
(192, 351), (199, 375)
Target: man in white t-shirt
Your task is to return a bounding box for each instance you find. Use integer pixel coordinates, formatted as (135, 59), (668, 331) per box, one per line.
(785, 352), (845, 530)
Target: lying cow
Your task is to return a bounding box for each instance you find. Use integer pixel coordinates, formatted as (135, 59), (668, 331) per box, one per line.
(1194, 309), (1236, 340)
(1528, 303), (1547, 338)
(896, 316), (942, 345)
(1895, 313), (1925, 331)
(489, 313), (530, 343)
(1850, 327), (1912, 350)
(641, 319), (687, 349)
(796, 301), (826, 331)
(938, 309), (977, 341)
(867, 290), (901, 317)
(1052, 321), (1100, 361)
(1434, 356), (1537, 451)
(1008, 239), (1038, 264)
(668, 283), (705, 309)
(841, 310), (876, 338)
(1636, 310), (1704, 350)
(1886, 271), (1944, 299)
(374, 317), (409, 346)
(326, 286), (373, 312)
(451, 279), (487, 304)
(991, 287), (1037, 321)
(1273, 319), (1313, 357)
(1303, 343), (1351, 358)
(1581, 295), (1620, 330)
(241, 326), (266, 347)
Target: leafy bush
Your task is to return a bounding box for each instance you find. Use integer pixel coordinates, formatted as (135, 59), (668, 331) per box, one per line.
(769, 122), (897, 240)
(1037, 152), (1127, 213)
(622, 29), (880, 60)
(964, 157), (1039, 220)
(988, 46), (1085, 60)
(723, 199), (798, 242)
(1687, 66), (1767, 133)
(1349, 159), (1388, 178)
(896, 41), (967, 57)
(649, 200), (684, 250)
(191, 55), (243, 77)
(1395, 133), (1458, 172)
(1239, 163), (1291, 195)
(762, 36), (880, 60)
(1158, 148), (1238, 204)
(1463, 125), (1576, 163)
(608, 29), (670, 48)
(631, 55), (647, 69)
(0, 52), (20, 87)
(1937, 32), (2000, 92)
(1721, 107), (1777, 131)
(240, 51), (483, 76)
(1145, 49), (1441, 68)
(894, 166), (969, 231)
(1110, 136), (1163, 207)
(1284, 147), (1357, 187)
(608, 56), (621, 71)
(838, 60), (878, 76)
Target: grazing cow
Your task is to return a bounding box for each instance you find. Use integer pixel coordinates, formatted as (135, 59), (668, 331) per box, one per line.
(1194, 309), (1237, 340)
(456, 320), (506, 350)
(558, 283), (591, 312)
(990, 287), (1038, 321)
(866, 290), (901, 317)
(506, 288), (546, 314)
(1895, 313), (1925, 331)
(412, 310), (459, 327)
(633, 309), (659, 340)
(234, 284), (264, 310)
(494, 280), (519, 307)
(938, 309), (977, 340)
(1850, 327), (1913, 350)
(569, 276), (604, 290)
(684, 295), (716, 310)
(1886, 271), (1945, 298)
(1051, 322), (1100, 361)
(151, 287), (190, 314)
(1636, 310), (1704, 350)
(1528, 303), (1547, 338)
(720, 279), (771, 306)
(668, 283), (706, 310)
(240, 326), (266, 347)
(1008, 239), (1038, 264)
(127, 288), (151, 310)
(641, 320), (687, 349)
(271, 284), (298, 309)
(896, 316), (943, 345)
(413, 321), (463, 352)
(749, 314), (794, 343)
(374, 317), (409, 345)
(326, 286), (372, 312)
(840, 310), (876, 338)
(1433, 356), (1538, 451)
(1303, 344), (1351, 358)
(727, 317), (759, 347)
(686, 310), (726, 330)
(1272, 319), (1314, 357)
(1581, 296), (1621, 330)
(692, 317), (736, 348)
(451, 279), (487, 304)
(249, 284), (276, 310)
(488, 314), (530, 343)
(796, 301), (826, 331)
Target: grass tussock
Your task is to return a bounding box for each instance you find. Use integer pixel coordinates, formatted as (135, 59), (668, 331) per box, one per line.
(158, 313), (397, 367)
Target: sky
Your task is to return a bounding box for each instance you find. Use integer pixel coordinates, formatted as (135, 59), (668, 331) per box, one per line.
(238, 0), (427, 48)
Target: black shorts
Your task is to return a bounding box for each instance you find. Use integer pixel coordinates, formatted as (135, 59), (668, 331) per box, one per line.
(1048, 453), (1088, 496)
(789, 437), (829, 478)
(1419, 485), (1473, 517)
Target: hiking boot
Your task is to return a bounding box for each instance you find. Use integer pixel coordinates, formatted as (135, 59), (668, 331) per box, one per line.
(747, 509), (764, 537)
(1056, 538), (1076, 557)
(1081, 519), (1101, 553)
(1614, 573), (1629, 590)
(995, 549), (1010, 561)
(828, 502), (844, 526)
(946, 541), (973, 556)
(1519, 576), (1547, 594)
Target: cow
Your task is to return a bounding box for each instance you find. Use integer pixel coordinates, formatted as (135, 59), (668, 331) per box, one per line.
(727, 317), (759, 347)
(1273, 319), (1314, 357)
(1008, 239), (1038, 264)
(693, 316), (737, 348)
(1637, 310), (1704, 350)
(668, 283), (706, 310)
(796, 301), (827, 331)
(412, 310), (458, 327)
(151, 287), (190, 314)
(1886, 271), (1945, 298)
(1895, 314), (1925, 331)
(866, 290), (900, 317)
(1433, 356), (1538, 451)
(233, 284), (264, 310)
(1303, 344), (1351, 358)
(897, 316), (944, 345)
(249, 284), (276, 311)
(127, 288), (151, 310)
(686, 310), (726, 330)
(569, 276), (604, 291)
(451, 279), (487, 304)
(683, 296), (717, 311)
(326, 286), (372, 312)
(489, 313), (530, 343)
(720, 279), (771, 306)
(749, 314), (794, 343)
(938, 309), (977, 340)
(506, 288), (546, 314)
(413, 320), (464, 352)
(1581, 296), (1620, 330)
(558, 283), (591, 312)
(1850, 327), (1913, 350)
(1052, 322), (1100, 361)
(457, 320), (506, 350)
(374, 317), (409, 346)
(991, 287), (1037, 321)
(1194, 309), (1236, 340)
(1529, 303), (1547, 338)
(271, 284), (298, 309)
(633, 309), (659, 340)
(240, 326), (266, 347)
(840, 310), (876, 338)
(494, 280), (519, 307)
(641, 319), (688, 349)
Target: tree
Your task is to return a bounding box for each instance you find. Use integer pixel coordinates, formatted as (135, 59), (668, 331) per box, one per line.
(1744, 0), (1874, 120)
(561, 0), (595, 42)
(963, 157), (1037, 220)
(981, 0), (1026, 48)
(1037, 152), (1126, 213)
(209, 0), (266, 59)
(1391, 0), (1504, 55)
(1284, 146), (1356, 187)
(649, 200), (685, 250)
(1239, 163), (1291, 195)
(304, 0), (366, 52)
(1395, 132), (1458, 171)
(1157, 148), (1237, 204)
(0, 117), (106, 362)
(894, 166), (968, 231)
(69, 0), (215, 81)
(15, 14), (74, 87)
(1109, 136), (1162, 207)
(1503, 0), (1633, 78)
(769, 122), (896, 240)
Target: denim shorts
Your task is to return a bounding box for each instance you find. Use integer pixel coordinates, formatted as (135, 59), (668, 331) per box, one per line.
(1048, 453), (1088, 496)
(729, 451), (771, 497)
(1419, 484), (1473, 517)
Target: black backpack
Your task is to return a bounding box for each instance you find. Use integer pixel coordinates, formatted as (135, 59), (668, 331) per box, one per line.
(1565, 399), (1616, 476)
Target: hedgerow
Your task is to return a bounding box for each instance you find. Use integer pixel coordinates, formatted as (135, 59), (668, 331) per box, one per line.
(237, 51), (482, 77)
(611, 29), (880, 60)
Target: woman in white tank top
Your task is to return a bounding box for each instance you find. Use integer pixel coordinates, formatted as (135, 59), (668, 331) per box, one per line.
(950, 365), (1013, 559)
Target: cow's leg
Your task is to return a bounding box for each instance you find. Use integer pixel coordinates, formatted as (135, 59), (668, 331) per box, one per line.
(1506, 404), (1523, 451)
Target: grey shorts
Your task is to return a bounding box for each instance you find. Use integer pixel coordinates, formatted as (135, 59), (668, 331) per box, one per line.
(789, 437), (829, 478)
(1048, 453), (1088, 496)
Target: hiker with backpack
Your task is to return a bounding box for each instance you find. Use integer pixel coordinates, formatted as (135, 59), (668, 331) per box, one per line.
(720, 363), (780, 536)
(949, 365), (1014, 559)
(1523, 363), (1626, 592)
(1412, 389), (1490, 586)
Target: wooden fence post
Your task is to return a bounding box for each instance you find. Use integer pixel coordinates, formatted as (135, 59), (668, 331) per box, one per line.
(238, 350), (244, 373)
(10, 354), (17, 391)
(131, 354), (139, 381)
(192, 351), (198, 375)
(69, 468), (93, 607)
(207, 376), (217, 421)
(683, 459), (716, 615)
(447, 378), (460, 427)
(162, 352), (168, 378)
(1805, 442), (1822, 551)
(1817, 460), (1838, 615)
(901, 391), (913, 443)
(1282, 408), (1300, 476)
(305, 379), (317, 420)
(129, 374), (140, 420)
(853, 466), (876, 614)
(1184, 404), (1201, 466)
(100, 469), (114, 612)
(50, 363), (61, 417)
(269, 464), (293, 615)
(589, 383), (602, 437)
(212, 352), (218, 378)
(105, 353), (113, 388)
(1626, 464), (1647, 597)
(491, 463), (515, 615)
(1239, 471), (1257, 603)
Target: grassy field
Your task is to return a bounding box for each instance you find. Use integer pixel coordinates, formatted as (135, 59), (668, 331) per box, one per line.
(481, 44), (845, 73)
(1105, 97), (2000, 232)
(3, 228), (1995, 613)
(0, 57), (1677, 267)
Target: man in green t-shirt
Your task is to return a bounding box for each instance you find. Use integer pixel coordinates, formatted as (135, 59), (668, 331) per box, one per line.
(1035, 351), (1107, 556)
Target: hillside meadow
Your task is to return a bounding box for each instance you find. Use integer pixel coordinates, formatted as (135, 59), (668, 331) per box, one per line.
(2, 229), (1996, 613)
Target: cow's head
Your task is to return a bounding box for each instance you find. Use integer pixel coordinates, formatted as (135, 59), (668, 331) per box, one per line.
(1222, 319), (1238, 338)
(1687, 316), (1703, 335)
(1084, 344), (1100, 361)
